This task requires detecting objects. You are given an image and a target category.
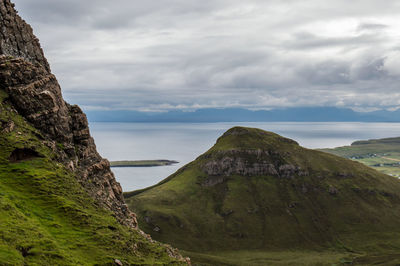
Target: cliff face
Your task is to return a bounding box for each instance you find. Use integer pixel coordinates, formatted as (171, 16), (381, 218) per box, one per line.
(0, 1), (49, 71)
(0, 0), (136, 228)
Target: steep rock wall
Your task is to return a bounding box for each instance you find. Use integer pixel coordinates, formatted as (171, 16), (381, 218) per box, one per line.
(0, 0), (137, 228)
(0, 1), (50, 71)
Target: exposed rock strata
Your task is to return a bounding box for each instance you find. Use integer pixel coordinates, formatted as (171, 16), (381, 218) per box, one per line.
(202, 149), (309, 179)
(0, 1), (50, 71)
(0, 0), (136, 228)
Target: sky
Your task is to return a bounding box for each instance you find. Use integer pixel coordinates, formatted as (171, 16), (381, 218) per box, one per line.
(13, 0), (400, 112)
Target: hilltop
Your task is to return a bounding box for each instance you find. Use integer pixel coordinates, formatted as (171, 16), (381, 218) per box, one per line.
(126, 127), (400, 265)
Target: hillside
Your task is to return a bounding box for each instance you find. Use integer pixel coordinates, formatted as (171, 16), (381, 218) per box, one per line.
(126, 127), (400, 265)
(0, 0), (185, 264)
(0, 88), (183, 264)
(320, 137), (400, 177)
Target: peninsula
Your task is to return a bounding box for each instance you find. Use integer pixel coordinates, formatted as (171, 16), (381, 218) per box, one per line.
(110, 160), (179, 167)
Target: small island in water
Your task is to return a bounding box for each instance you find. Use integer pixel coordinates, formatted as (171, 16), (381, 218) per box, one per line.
(110, 160), (179, 167)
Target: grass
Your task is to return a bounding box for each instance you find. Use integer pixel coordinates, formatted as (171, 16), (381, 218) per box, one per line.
(182, 250), (358, 266)
(125, 127), (400, 265)
(320, 137), (400, 177)
(110, 160), (178, 167)
(183, 249), (400, 265)
(0, 89), (183, 265)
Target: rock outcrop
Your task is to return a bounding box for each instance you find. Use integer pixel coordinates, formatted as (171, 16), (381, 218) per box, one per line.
(202, 149), (309, 179)
(0, 0), (136, 228)
(0, 1), (50, 71)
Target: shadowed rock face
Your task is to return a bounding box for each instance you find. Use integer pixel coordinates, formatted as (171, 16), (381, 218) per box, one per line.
(9, 148), (42, 162)
(202, 149), (308, 180)
(0, 0), (137, 228)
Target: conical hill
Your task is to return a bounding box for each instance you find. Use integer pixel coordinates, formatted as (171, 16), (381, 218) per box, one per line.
(126, 127), (400, 258)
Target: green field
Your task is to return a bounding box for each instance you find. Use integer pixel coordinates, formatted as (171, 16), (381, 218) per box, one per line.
(320, 137), (400, 177)
(110, 160), (178, 167)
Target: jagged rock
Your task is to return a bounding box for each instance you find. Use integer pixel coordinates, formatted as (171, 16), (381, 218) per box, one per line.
(0, 1), (50, 71)
(114, 259), (123, 266)
(203, 153), (278, 177)
(0, 0), (136, 229)
(153, 226), (161, 232)
(1, 120), (14, 133)
(201, 149), (309, 179)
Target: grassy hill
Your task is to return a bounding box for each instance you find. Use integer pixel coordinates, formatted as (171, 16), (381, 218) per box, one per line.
(0, 89), (183, 264)
(126, 127), (400, 265)
(320, 137), (400, 177)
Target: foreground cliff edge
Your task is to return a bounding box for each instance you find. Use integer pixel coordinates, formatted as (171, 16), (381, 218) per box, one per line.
(0, 1), (186, 264)
(126, 127), (400, 265)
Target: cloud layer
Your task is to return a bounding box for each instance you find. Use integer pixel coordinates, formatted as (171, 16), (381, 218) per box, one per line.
(13, 0), (400, 111)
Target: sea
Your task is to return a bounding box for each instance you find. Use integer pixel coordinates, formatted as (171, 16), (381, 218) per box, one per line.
(89, 122), (400, 192)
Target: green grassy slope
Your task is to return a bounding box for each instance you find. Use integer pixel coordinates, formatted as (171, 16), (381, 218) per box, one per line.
(320, 137), (400, 177)
(0, 91), (182, 264)
(126, 127), (400, 265)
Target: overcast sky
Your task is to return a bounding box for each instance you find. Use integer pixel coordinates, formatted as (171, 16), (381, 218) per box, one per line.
(13, 0), (400, 112)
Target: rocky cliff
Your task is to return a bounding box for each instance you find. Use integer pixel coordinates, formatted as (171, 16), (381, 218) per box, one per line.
(0, 1), (49, 71)
(0, 0), (135, 228)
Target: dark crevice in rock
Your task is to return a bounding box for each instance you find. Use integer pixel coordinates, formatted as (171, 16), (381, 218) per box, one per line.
(9, 148), (41, 162)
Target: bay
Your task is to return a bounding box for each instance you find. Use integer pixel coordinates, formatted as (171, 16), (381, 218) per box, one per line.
(89, 122), (400, 192)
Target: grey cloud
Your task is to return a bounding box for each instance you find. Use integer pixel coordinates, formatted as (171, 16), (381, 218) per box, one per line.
(351, 57), (387, 80)
(12, 0), (400, 112)
(357, 23), (389, 32)
(297, 61), (351, 86)
(286, 32), (386, 51)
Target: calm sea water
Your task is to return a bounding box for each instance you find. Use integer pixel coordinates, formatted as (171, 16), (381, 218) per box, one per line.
(89, 122), (400, 192)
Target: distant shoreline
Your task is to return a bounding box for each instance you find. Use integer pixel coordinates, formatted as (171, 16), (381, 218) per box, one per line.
(110, 160), (179, 168)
